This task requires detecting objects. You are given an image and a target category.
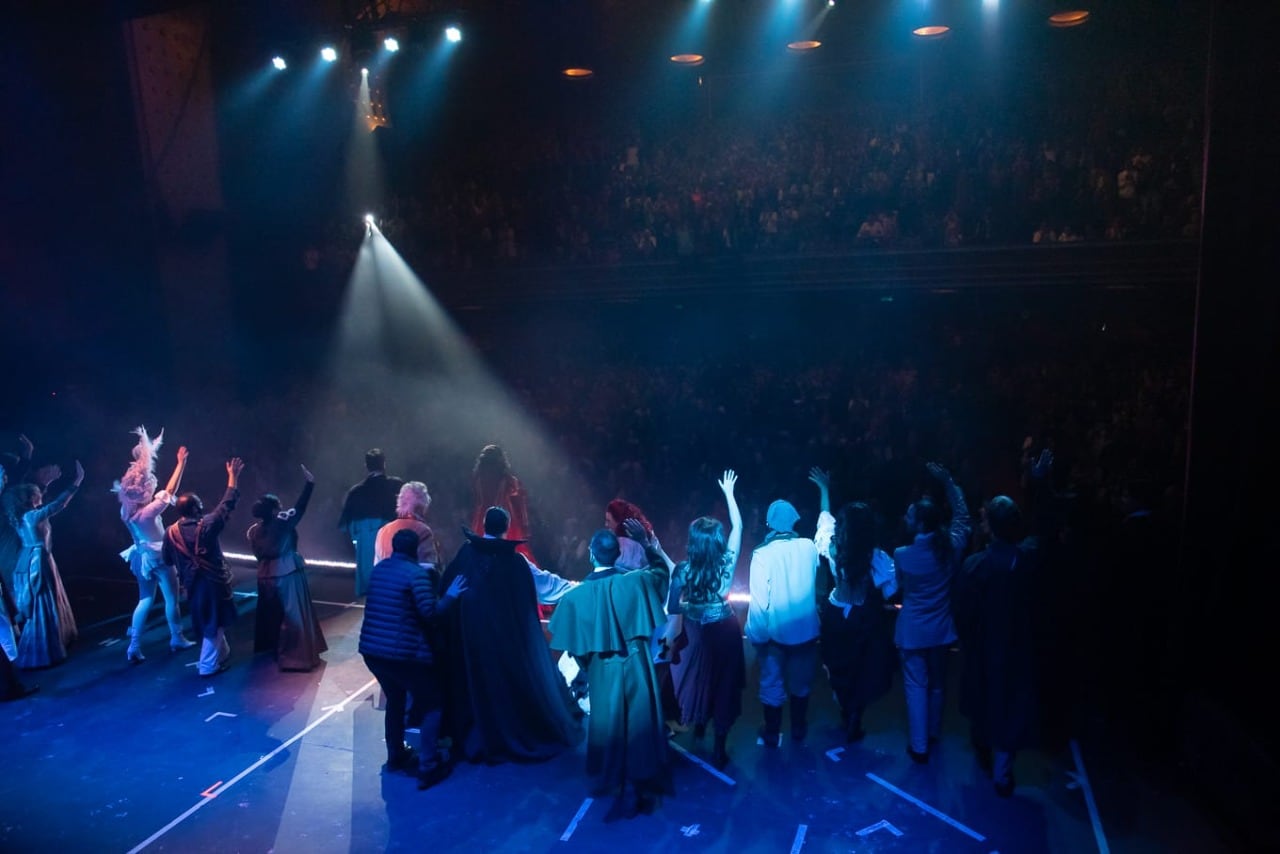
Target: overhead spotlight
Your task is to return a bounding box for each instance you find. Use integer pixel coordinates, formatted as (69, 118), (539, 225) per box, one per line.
(670, 54), (705, 66)
(445, 26), (462, 43)
(384, 37), (400, 53)
(787, 40), (822, 52)
(828, 0), (835, 6)
(321, 46), (338, 62)
(364, 213), (375, 224)
(271, 56), (287, 70)
(361, 67), (369, 75)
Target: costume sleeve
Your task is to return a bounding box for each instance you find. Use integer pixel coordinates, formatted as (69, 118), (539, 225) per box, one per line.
(871, 548), (898, 599)
(745, 548), (770, 644)
(132, 490), (174, 526)
(945, 480), (971, 558)
(204, 487), (240, 536)
(29, 484), (77, 524)
(292, 480), (314, 523)
(813, 510), (835, 561)
(526, 556), (575, 604)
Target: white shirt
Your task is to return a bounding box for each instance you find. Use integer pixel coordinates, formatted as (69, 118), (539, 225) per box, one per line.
(745, 534), (820, 645)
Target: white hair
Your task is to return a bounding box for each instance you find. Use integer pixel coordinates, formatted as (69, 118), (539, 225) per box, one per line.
(397, 481), (431, 519)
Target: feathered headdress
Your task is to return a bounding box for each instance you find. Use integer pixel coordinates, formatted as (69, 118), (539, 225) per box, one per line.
(113, 426), (164, 505)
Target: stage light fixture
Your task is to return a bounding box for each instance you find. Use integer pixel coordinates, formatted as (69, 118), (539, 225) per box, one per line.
(272, 56), (287, 70)
(445, 26), (462, 43)
(1048, 10), (1090, 27)
(912, 25), (951, 39)
(364, 213), (375, 224)
(321, 46), (338, 62)
(384, 37), (400, 52)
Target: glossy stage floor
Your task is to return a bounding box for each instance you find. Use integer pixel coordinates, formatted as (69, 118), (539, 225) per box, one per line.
(0, 561), (1233, 853)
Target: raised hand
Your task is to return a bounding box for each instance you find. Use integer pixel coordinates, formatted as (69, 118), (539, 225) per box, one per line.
(17, 434), (33, 457)
(301, 464), (315, 483)
(227, 457), (245, 478)
(623, 517), (653, 548)
(925, 462), (952, 483)
(176, 446), (189, 464)
(72, 460), (85, 486)
(808, 466), (830, 492)
(34, 464), (61, 488)
(719, 469), (737, 495)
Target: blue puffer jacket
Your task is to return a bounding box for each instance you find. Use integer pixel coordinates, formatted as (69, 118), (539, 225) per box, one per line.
(358, 554), (450, 663)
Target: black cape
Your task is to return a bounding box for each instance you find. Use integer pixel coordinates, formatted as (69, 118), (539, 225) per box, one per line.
(438, 530), (582, 763)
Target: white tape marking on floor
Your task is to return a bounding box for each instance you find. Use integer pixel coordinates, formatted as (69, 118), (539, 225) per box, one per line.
(559, 798), (593, 841)
(790, 824), (808, 854)
(1070, 739), (1111, 854)
(856, 819), (903, 837)
(866, 772), (986, 842)
(667, 740), (736, 786)
(126, 677), (378, 854)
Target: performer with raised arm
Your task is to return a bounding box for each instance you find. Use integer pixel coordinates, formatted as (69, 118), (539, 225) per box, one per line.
(667, 470), (745, 770)
(115, 427), (196, 664)
(248, 464), (328, 672)
(164, 457), (244, 677)
(8, 460), (84, 669)
(810, 467), (898, 744)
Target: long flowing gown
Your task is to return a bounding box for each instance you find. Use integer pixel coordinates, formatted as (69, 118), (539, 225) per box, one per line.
(248, 481), (327, 672)
(13, 486), (79, 669)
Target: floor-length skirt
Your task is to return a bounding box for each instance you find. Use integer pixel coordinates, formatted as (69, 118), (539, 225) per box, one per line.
(14, 547), (77, 669)
(819, 598), (895, 714)
(670, 613), (746, 732)
(256, 570), (327, 671)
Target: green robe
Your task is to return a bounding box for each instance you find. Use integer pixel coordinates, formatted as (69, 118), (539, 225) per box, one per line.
(548, 552), (671, 796)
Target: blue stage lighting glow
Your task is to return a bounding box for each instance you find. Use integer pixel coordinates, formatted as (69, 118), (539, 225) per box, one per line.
(384, 37), (399, 52)
(445, 26), (462, 43)
(271, 56), (287, 70)
(321, 46), (338, 62)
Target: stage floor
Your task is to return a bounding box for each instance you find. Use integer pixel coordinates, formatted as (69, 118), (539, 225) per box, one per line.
(0, 563), (1232, 853)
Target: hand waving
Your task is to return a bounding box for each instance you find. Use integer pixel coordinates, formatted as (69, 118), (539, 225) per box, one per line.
(807, 466), (830, 492)
(718, 469), (737, 495)
(623, 517), (654, 549)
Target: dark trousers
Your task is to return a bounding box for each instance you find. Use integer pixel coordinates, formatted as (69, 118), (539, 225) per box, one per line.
(363, 655), (443, 772)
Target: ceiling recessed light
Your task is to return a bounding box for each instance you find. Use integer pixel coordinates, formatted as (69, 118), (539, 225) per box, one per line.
(670, 53), (705, 66)
(1048, 10), (1090, 28)
(787, 40), (822, 52)
(912, 25), (951, 39)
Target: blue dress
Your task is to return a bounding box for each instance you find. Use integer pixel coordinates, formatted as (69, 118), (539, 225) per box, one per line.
(13, 485), (79, 668)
